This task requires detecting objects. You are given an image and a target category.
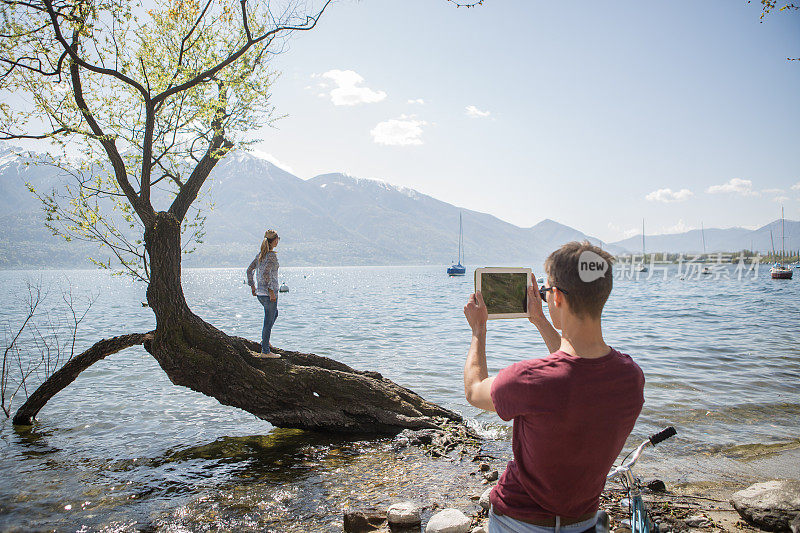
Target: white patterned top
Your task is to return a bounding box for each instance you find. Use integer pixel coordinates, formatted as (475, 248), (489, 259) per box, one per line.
(246, 251), (279, 296)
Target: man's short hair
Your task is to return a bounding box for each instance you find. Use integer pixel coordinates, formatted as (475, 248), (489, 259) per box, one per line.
(544, 241), (614, 319)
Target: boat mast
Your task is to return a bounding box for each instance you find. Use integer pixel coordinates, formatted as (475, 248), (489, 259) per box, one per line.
(781, 205), (785, 261)
(641, 219), (645, 260)
(701, 222), (707, 257)
(770, 229), (776, 258)
(458, 212), (463, 265)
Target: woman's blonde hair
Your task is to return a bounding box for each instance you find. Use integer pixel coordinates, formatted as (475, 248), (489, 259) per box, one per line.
(258, 229), (279, 262)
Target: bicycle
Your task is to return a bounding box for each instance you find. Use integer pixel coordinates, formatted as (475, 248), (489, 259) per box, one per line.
(596, 426), (678, 533)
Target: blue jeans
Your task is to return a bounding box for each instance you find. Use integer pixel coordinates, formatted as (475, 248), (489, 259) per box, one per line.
(489, 507), (598, 533)
(256, 295), (278, 353)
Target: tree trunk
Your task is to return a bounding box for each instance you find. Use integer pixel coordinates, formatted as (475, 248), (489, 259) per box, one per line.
(142, 212), (459, 434)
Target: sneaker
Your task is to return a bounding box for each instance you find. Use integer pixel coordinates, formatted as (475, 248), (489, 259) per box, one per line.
(258, 351), (281, 359)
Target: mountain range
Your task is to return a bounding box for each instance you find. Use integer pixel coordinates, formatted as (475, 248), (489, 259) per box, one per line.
(613, 220), (799, 255)
(0, 145), (796, 269)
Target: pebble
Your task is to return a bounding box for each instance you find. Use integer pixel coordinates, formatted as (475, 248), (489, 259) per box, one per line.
(478, 488), (492, 512)
(387, 501), (421, 526)
(685, 514), (712, 528)
(471, 527), (487, 533)
(645, 479), (667, 492)
(483, 470), (498, 482)
(426, 508), (472, 533)
(478, 463), (490, 472)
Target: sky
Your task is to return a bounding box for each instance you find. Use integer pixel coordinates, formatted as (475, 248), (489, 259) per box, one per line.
(244, 0), (800, 242)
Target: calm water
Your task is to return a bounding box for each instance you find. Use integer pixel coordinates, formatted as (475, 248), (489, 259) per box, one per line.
(1, 265), (798, 531)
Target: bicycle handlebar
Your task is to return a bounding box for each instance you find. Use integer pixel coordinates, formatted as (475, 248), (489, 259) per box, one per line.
(608, 426), (678, 481)
(649, 426), (677, 446)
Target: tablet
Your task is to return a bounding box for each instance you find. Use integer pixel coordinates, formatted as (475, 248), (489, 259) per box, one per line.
(474, 267), (532, 319)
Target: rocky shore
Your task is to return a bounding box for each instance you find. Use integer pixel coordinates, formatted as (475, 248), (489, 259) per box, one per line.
(341, 428), (800, 533)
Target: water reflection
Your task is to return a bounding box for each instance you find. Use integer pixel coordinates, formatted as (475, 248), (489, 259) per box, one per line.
(0, 265), (798, 531)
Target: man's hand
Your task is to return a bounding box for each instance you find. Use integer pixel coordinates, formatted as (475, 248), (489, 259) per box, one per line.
(527, 274), (562, 354)
(527, 278), (545, 325)
(464, 291), (488, 333)
(250, 286), (256, 297)
(269, 290), (276, 302)
(463, 290), (495, 412)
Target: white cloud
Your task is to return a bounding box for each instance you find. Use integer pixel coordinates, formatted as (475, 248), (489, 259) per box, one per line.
(371, 117), (427, 146)
(319, 69), (386, 106)
(791, 182), (800, 191)
(761, 188), (784, 194)
(645, 188), (693, 203)
(608, 223), (639, 239)
(662, 219), (695, 234)
(465, 105), (491, 118)
(248, 150), (294, 174)
(408, 98), (425, 105)
(773, 196), (790, 203)
(706, 178), (756, 196)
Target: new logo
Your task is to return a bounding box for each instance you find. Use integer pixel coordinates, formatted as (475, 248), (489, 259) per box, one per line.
(578, 250), (609, 282)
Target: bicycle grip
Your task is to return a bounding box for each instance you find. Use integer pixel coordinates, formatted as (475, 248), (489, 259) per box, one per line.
(649, 426), (676, 446)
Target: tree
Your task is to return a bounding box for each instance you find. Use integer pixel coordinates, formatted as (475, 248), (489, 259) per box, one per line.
(755, 0), (799, 60)
(1, 0), (459, 432)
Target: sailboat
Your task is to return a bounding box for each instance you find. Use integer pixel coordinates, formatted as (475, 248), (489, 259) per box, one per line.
(770, 206), (793, 279)
(700, 222), (711, 275)
(635, 219), (647, 272)
(447, 212), (466, 276)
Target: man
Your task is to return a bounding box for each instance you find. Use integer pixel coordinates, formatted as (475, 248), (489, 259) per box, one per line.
(463, 241), (645, 533)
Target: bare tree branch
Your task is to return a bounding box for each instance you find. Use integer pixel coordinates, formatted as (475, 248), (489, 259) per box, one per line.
(13, 331), (154, 424)
(1, 282), (43, 417)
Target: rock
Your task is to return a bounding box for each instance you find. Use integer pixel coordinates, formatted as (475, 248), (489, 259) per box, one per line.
(646, 479), (667, 492)
(484, 470), (499, 482)
(426, 508), (471, 533)
(397, 428), (443, 446)
(344, 508), (387, 532)
(478, 487), (492, 511)
(387, 501), (421, 526)
(612, 527), (631, 533)
(471, 527), (487, 533)
(790, 514), (800, 533)
(657, 515), (689, 532)
(478, 463), (490, 472)
(731, 480), (800, 532)
(393, 435), (410, 449)
(685, 514), (712, 528)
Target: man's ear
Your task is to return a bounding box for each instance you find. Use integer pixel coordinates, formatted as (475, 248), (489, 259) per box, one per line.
(553, 288), (565, 308)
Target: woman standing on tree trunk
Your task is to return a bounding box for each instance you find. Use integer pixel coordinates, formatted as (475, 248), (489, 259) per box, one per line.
(247, 229), (281, 358)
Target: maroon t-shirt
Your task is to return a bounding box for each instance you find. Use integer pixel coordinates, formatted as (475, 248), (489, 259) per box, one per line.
(489, 348), (644, 522)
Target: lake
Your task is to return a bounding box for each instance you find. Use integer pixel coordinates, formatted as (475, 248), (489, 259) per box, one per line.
(1, 264), (798, 531)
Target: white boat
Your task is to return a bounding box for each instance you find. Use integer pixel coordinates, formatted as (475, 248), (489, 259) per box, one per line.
(770, 207), (793, 280)
(447, 212), (466, 276)
(279, 283), (289, 293)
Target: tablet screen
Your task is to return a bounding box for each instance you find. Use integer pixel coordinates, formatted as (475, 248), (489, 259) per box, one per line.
(481, 272), (528, 314)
